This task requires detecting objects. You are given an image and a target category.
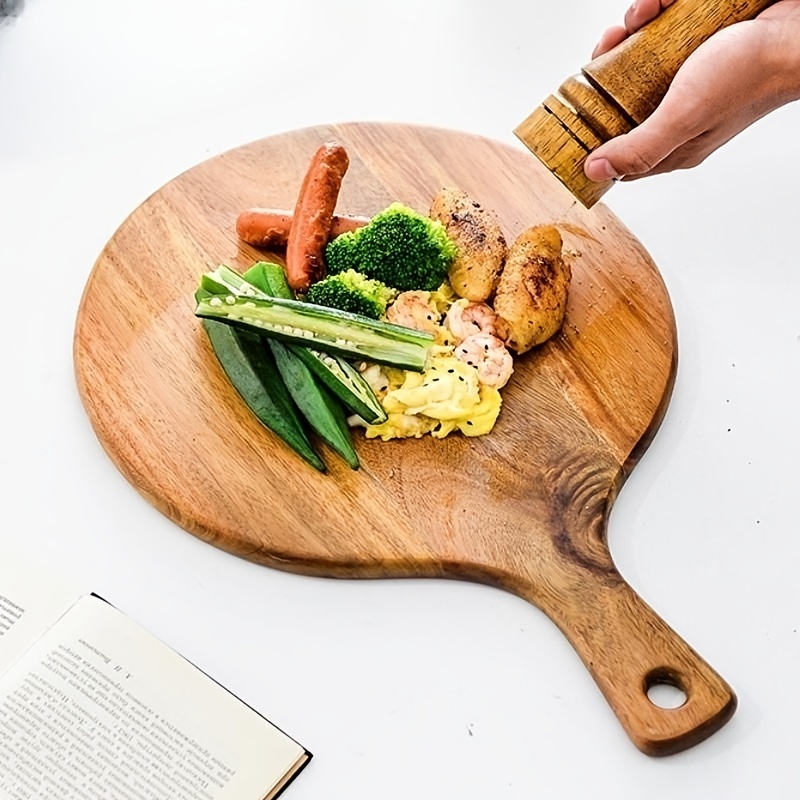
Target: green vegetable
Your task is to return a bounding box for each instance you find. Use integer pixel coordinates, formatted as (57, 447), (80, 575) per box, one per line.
(201, 319), (325, 472)
(296, 349), (386, 425)
(325, 202), (458, 292)
(231, 263), (358, 468)
(243, 263), (388, 424)
(268, 338), (359, 469)
(242, 262), (285, 297)
(305, 269), (397, 319)
(195, 288), (435, 372)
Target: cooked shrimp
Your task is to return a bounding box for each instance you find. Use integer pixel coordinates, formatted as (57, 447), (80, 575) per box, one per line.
(445, 298), (499, 343)
(385, 290), (441, 334)
(454, 333), (514, 389)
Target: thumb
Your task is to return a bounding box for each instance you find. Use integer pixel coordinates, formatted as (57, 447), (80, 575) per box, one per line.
(583, 111), (688, 181)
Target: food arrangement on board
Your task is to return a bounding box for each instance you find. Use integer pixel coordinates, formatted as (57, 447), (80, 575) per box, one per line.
(194, 142), (572, 471)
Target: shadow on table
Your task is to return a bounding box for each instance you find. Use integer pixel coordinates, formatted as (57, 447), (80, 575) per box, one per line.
(0, 0), (24, 24)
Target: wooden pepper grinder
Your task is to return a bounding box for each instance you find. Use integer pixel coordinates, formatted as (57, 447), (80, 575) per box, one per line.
(515, 0), (777, 207)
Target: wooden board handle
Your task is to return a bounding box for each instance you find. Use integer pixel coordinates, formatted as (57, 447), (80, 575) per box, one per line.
(532, 575), (737, 756)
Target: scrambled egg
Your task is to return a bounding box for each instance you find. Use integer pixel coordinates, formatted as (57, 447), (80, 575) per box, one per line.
(429, 281), (459, 315)
(359, 350), (502, 441)
(429, 282), (460, 347)
(354, 282), (507, 441)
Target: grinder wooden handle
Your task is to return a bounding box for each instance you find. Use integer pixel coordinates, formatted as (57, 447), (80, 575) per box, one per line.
(515, 0), (778, 207)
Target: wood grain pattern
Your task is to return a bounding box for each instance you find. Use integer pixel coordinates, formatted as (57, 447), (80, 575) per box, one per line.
(516, 0), (777, 206)
(585, 0), (777, 123)
(73, 122), (734, 756)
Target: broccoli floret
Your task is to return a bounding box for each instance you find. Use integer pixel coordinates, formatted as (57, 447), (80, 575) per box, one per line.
(305, 269), (398, 320)
(325, 202), (458, 292)
(324, 230), (360, 273)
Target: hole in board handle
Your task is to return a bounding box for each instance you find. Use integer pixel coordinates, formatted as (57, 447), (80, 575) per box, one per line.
(645, 667), (688, 710)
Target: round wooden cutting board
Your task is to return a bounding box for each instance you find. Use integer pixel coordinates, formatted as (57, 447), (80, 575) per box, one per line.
(73, 122), (734, 756)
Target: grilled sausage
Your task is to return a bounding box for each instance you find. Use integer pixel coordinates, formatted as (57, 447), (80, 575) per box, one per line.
(285, 142), (350, 292)
(236, 208), (369, 249)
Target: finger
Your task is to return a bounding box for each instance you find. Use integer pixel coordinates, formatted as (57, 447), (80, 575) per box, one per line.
(583, 127), (677, 181)
(592, 0), (679, 58)
(583, 99), (700, 181)
(624, 0), (678, 33)
(624, 0), (663, 34)
(620, 125), (740, 181)
(591, 25), (628, 58)
(619, 148), (703, 181)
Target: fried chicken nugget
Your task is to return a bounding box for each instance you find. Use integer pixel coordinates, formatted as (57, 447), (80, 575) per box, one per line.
(429, 187), (507, 302)
(493, 225), (570, 354)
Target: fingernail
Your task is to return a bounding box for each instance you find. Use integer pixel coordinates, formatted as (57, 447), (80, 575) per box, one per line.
(585, 157), (619, 181)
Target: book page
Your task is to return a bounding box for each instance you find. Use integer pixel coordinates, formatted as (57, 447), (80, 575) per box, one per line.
(0, 551), (84, 676)
(0, 595), (307, 800)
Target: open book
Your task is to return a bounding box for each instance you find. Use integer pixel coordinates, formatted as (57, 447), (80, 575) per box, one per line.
(0, 553), (310, 800)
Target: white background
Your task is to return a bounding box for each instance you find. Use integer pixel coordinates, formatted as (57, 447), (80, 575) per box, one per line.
(1, 1), (798, 798)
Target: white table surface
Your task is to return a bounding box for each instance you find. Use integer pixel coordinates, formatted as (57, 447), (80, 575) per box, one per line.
(2, 1), (799, 798)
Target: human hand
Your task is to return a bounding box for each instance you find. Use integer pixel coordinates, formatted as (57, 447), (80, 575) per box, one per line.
(584, 0), (800, 182)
